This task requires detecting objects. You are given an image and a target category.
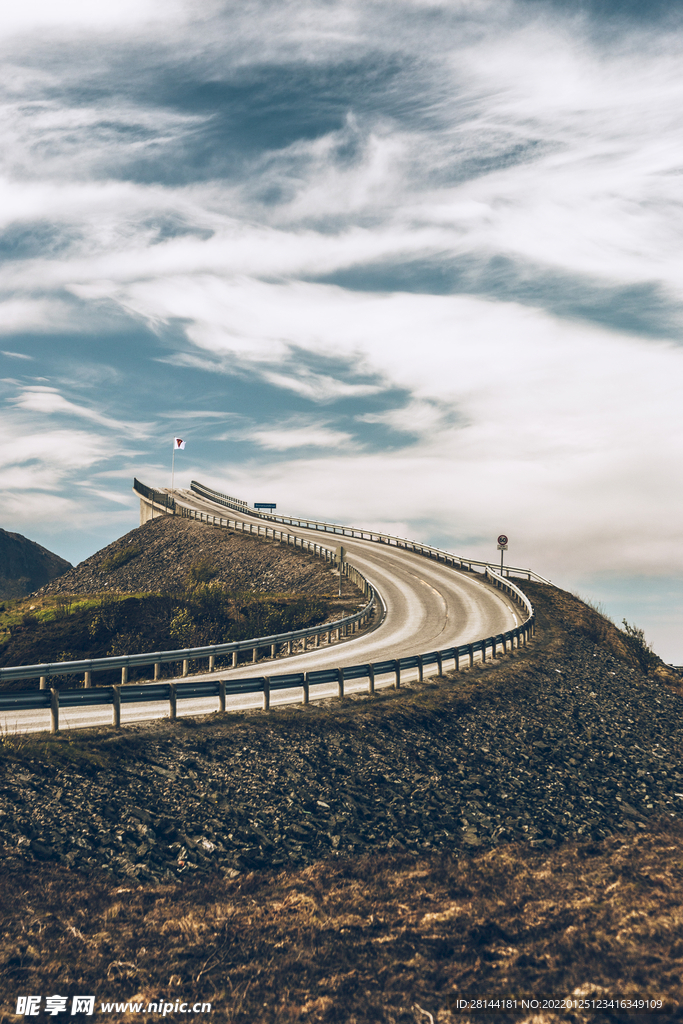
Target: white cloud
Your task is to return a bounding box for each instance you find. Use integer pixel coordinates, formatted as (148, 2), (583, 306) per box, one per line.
(0, 0), (186, 38)
(239, 420), (355, 451)
(0, 425), (114, 504)
(10, 385), (151, 438)
(2, 0), (683, 653)
(0, 298), (78, 334)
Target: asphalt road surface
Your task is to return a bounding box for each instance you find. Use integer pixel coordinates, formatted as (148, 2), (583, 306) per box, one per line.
(2, 491), (522, 734)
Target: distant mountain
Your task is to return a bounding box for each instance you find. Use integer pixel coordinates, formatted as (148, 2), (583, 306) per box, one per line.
(0, 528), (72, 599)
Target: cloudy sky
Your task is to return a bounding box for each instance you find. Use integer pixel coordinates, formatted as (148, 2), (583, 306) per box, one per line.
(2, 0), (683, 659)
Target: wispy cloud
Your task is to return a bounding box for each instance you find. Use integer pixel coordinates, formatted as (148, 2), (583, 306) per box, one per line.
(1, 0), (683, 654)
(10, 384), (151, 438)
(233, 418), (355, 451)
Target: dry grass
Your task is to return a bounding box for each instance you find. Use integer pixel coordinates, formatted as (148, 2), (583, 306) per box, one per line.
(0, 831), (681, 1022)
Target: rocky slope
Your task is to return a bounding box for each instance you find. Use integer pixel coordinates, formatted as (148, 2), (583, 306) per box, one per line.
(37, 514), (346, 597)
(1, 583), (682, 1021)
(0, 528), (71, 599)
(1, 583), (681, 883)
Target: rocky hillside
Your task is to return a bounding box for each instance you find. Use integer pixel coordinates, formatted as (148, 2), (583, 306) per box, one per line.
(37, 514), (346, 597)
(0, 528), (70, 599)
(1, 583), (681, 1019)
(2, 583), (681, 879)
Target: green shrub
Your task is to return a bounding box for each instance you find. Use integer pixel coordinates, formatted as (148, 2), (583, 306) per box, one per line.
(620, 620), (659, 675)
(107, 631), (146, 657)
(187, 559), (219, 585)
(169, 609), (196, 648)
(102, 545), (142, 572)
(53, 594), (74, 619)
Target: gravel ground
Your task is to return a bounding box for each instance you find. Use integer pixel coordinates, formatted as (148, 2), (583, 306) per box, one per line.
(2, 583), (682, 884)
(35, 515), (347, 597)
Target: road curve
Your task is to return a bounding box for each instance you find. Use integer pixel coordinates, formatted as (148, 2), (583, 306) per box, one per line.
(2, 490), (522, 734)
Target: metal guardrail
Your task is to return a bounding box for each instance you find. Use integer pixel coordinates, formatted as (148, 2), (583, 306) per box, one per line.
(0, 475), (540, 724)
(134, 478), (176, 512)
(1, 496), (376, 686)
(0, 568), (375, 686)
(0, 570), (534, 733)
(186, 481), (248, 513)
(189, 480), (551, 584)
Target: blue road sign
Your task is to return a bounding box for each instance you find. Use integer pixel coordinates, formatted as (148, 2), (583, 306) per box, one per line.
(254, 502), (277, 510)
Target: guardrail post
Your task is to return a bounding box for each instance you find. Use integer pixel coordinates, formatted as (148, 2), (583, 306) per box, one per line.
(394, 661), (400, 689)
(232, 651), (238, 668)
(368, 665), (375, 695)
(454, 648), (460, 672)
(219, 680), (226, 712)
(252, 647), (258, 664)
(84, 671), (92, 688)
(502, 635), (507, 654)
(40, 675), (47, 690)
(287, 640), (293, 655)
(154, 662), (160, 680)
(112, 685), (121, 728)
(302, 675), (309, 705)
(209, 656), (215, 672)
(417, 656), (423, 683)
(169, 683), (177, 722)
(50, 688), (59, 734)
(263, 677), (270, 711)
(492, 637), (497, 658)
(182, 659), (189, 676)
(271, 643), (276, 658)
(435, 652), (443, 676)
(315, 633), (320, 648)
(337, 668), (344, 699)
(481, 639), (487, 662)
(121, 666), (128, 685)
(468, 645), (474, 668)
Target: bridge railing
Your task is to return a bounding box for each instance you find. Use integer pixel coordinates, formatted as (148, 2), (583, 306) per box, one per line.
(134, 478), (176, 512)
(0, 572), (377, 686)
(188, 480), (551, 584)
(0, 568), (534, 733)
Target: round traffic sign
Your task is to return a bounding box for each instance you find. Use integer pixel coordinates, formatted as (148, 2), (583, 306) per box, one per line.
(497, 534), (508, 546)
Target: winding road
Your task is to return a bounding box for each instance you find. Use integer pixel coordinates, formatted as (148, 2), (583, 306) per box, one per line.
(1, 488), (522, 734)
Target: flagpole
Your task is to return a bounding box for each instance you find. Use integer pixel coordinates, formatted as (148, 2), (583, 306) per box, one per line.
(171, 441), (175, 494)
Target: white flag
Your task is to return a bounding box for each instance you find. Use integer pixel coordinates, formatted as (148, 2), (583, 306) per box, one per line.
(174, 437), (185, 449)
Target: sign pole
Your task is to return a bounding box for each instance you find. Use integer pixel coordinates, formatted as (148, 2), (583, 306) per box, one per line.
(497, 534), (509, 576)
(337, 545), (345, 599)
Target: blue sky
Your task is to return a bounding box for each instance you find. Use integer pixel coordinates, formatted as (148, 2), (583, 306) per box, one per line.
(2, 0), (683, 660)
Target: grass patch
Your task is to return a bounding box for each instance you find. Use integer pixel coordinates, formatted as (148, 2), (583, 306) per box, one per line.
(101, 544), (142, 572)
(0, 588), (350, 687)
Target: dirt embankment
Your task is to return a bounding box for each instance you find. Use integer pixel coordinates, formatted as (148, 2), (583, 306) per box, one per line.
(36, 515), (348, 598)
(1, 583), (682, 1020)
